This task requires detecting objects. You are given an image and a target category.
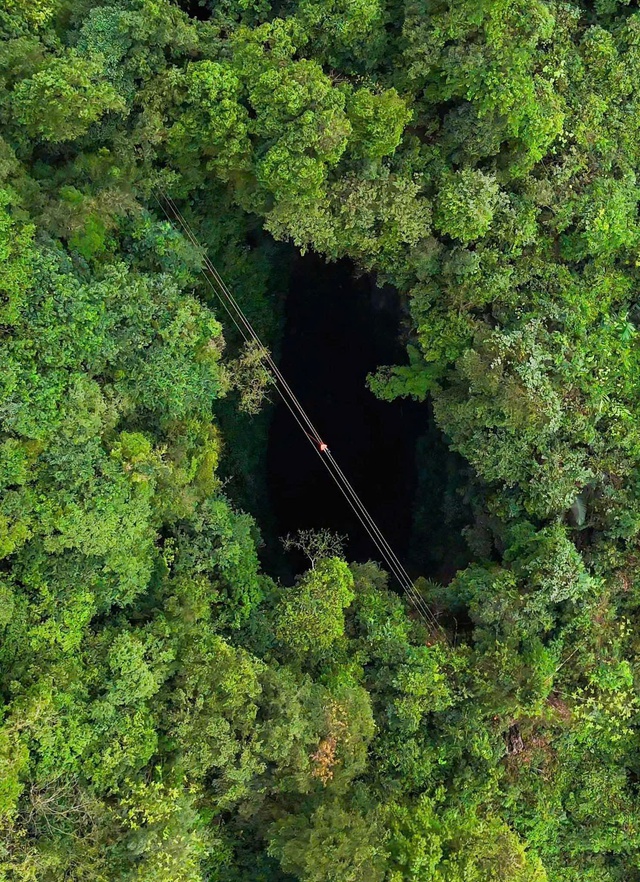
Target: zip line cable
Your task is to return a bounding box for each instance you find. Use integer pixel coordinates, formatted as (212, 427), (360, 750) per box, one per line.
(154, 190), (443, 633)
(157, 194), (443, 636)
(159, 194), (446, 637)
(156, 191), (438, 624)
(160, 190), (324, 444)
(153, 189), (446, 639)
(154, 189), (445, 637)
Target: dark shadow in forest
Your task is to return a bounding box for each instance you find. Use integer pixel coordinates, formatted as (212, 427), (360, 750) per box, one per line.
(265, 253), (465, 582)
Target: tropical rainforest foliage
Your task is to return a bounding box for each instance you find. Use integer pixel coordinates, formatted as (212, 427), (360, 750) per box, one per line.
(2, 0), (640, 879)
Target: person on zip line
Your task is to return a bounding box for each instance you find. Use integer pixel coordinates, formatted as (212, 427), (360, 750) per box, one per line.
(305, 431), (329, 453)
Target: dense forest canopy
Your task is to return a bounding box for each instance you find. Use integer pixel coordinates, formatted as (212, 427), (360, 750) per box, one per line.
(2, 0), (640, 879)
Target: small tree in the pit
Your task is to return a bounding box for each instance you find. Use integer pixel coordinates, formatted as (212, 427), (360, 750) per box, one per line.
(282, 529), (348, 569)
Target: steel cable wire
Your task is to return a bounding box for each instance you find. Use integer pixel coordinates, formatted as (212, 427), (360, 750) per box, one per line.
(154, 190), (446, 639)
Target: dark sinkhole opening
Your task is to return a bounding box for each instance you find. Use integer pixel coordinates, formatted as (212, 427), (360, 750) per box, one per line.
(266, 253), (433, 579)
